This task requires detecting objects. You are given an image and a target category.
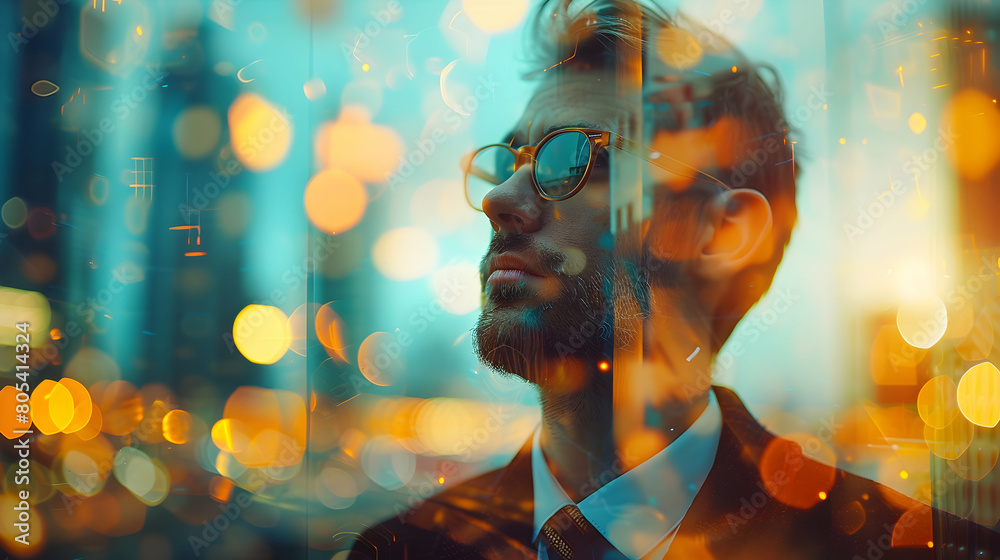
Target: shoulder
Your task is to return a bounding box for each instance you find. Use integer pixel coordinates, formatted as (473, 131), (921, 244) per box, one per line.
(705, 385), (1000, 557)
(348, 445), (536, 559)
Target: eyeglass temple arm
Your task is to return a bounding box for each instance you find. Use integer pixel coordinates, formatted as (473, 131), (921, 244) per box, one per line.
(607, 133), (732, 191)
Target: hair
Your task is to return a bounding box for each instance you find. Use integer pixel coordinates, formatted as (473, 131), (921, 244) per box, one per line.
(523, 0), (800, 352)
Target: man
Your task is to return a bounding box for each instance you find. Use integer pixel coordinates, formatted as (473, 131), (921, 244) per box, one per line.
(350, 1), (999, 558)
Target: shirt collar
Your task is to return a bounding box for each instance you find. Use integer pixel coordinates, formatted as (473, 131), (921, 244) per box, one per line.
(531, 389), (722, 559)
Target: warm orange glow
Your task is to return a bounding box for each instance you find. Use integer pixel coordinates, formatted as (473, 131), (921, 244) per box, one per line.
(656, 27), (703, 69)
(0, 493), (45, 555)
(220, 387), (307, 468)
(228, 93), (292, 172)
(315, 302), (350, 363)
(924, 416), (974, 459)
(75, 402), (104, 441)
(891, 504), (933, 548)
(209, 476), (234, 503)
(50, 328), (62, 340)
(93, 380), (143, 436)
(162, 409), (192, 444)
(304, 168), (367, 235)
(315, 105), (403, 183)
(59, 377), (93, 434)
(212, 418), (250, 454)
(31, 379), (74, 435)
(438, 476), (445, 484)
(870, 325), (924, 386)
(818, 491), (827, 500)
(759, 436), (836, 509)
(916, 376), (959, 429)
(0, 386), (29, 439)
(621, 428), (668, 470)
(955, 309), (994, 361)
(943, 88), (1000, 180)
(598, 361), (610, 372)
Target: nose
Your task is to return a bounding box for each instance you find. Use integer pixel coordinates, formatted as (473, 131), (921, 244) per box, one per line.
(481, 166), (545, 234)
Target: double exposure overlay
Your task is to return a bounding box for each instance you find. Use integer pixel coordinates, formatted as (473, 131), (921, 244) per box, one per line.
(1, 0), (1000, 558)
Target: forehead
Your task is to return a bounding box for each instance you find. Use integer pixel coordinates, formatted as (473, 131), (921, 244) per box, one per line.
(513, 70), (632, 144)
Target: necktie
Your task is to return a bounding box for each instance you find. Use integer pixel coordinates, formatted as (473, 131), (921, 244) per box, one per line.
(538, 504), (629, 560)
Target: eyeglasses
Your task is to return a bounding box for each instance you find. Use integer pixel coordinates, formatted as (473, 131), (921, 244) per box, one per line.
(461, 127), (730, 212)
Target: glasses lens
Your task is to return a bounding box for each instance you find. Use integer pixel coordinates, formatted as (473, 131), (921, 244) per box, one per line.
(465, 146), (516, 211)
(534, 131), (592, 198)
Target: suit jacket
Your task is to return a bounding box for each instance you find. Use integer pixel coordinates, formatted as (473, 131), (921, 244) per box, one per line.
(348, 385), (1000, 559)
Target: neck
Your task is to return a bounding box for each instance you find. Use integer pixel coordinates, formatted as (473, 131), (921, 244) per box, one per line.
(536, 306), (714, 502)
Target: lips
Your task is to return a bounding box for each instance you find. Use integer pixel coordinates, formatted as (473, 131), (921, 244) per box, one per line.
(485, 253), (548, 285)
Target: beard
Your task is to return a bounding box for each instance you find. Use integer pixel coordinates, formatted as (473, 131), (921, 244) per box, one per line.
(472, 230), (655, 389)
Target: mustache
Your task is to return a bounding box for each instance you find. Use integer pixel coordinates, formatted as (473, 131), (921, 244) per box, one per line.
(479, 232), (566, 281)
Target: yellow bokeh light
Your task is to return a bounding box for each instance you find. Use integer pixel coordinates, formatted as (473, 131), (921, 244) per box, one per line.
(462, 0), (529, 33)
(896, 294), (946, 349)
(220, 387), (307, 468)
(956, 309), (994, 361)
(916, 376), (959, 429)
(59, 377), (93, 434)
(957, 361), (1000, 427)
(228, 93), (292, 172)
(304, 169), (367, 235)
(924, 416), (974, 460)
(162, 409), (192, 444)
(1, 197), (27, 229)
(212, 418), (250, 454)
(315, 105), (403, 183)
(372, 227), (439, 281)
(655, 26), (703, 70)
(908, 112), (927, 134)
(232, 304), (291, 364)
(30, 379), (74, 435)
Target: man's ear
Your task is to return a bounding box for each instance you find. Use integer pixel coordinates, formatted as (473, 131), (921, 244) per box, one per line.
(693, 189), (774, 281)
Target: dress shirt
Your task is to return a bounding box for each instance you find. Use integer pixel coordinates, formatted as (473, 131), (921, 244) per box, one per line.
(532, 389), (722, 559)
